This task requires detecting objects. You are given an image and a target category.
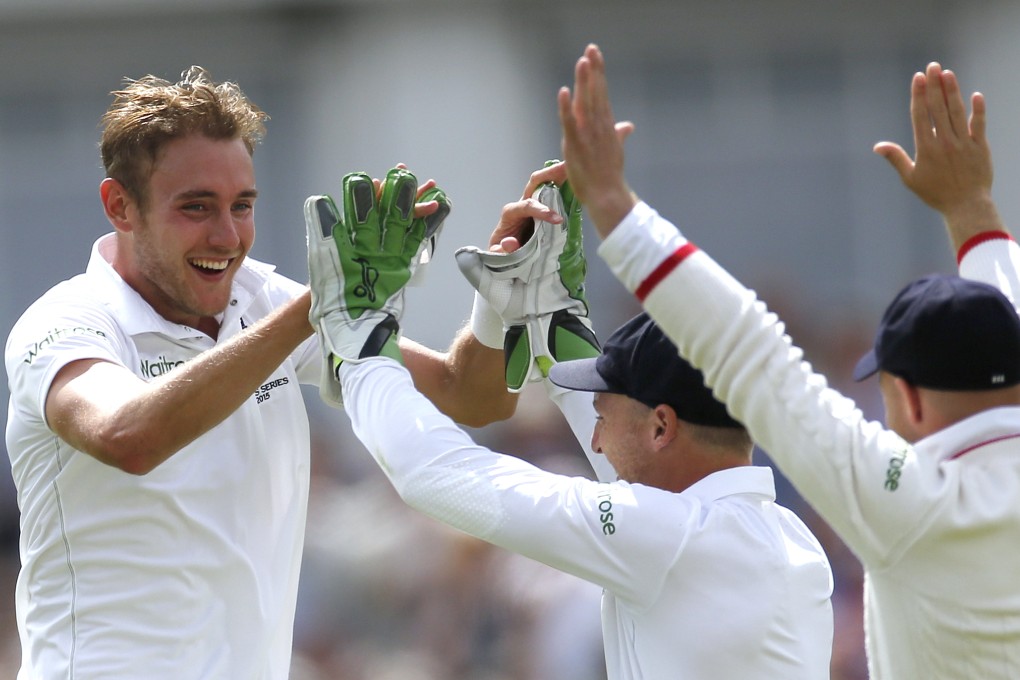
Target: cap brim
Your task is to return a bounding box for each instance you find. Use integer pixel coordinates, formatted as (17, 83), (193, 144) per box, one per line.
(548, 358), (610, 393)
(852, 349), (879, 382)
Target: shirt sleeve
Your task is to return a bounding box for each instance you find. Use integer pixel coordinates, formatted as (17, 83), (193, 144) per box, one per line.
(340, 357), (693, 607)
(543, 380), (619, 482)
(5, 295), (130, 428)
(957, 232), (1020, 311)
(597, 202), (935, 567)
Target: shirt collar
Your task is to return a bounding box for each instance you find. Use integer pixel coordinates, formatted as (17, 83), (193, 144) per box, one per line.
(85, 233), (276, 339)
(682, 465), (777, 504)
(915, 405), (1020, 462)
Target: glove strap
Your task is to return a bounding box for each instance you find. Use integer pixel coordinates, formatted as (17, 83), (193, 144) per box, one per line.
(504, 325), (533, 392)
(331, 315), (404, 378)
(470, 292), (505, 350)
(503, 311), (601, 392)
(548, 310), (600, 362)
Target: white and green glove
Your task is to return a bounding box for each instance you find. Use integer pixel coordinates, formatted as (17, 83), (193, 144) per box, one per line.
(454, 164), (599, 392)
(306, 167), (450, 406)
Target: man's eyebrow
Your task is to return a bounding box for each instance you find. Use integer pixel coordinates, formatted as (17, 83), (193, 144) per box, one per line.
(174, 188), (259, 201)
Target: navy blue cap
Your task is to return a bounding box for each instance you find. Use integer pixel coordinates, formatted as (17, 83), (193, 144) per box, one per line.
(548, 312), (742, 428)
(853, 274), (1020, 390)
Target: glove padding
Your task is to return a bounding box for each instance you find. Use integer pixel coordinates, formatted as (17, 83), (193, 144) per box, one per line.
(455, 169), (599, 392)
(306, 167), (450, 406)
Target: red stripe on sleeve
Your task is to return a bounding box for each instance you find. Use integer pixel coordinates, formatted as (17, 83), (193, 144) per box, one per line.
(957, 231), (1015, 265)
(635, 243), (699, 302)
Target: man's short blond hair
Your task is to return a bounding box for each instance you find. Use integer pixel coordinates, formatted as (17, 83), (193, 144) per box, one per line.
(99, 66), (269, 209)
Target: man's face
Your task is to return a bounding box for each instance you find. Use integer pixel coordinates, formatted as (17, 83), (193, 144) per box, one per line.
(591, 392), (655, 484)
(118, 134), (257, 329)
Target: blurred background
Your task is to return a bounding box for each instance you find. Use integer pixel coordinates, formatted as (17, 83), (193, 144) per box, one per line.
(3, 0), (1020, 677)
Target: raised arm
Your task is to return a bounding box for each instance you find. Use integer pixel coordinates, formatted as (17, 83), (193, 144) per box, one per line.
(398, 164), (572, 427)
(874, 62), (1020, 305)
(454, 160), (614, 477)
(45, 291), (314, 475)
(400, 329), (515, 427)
(308, 162), (681, 598)
(556, 44), (933, 560)
(874, 62), (1006, 251)
(557, 44), (637, 238)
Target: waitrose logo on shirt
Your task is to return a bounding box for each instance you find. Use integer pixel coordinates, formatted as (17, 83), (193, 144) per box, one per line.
(140, 354), (186, 379)
(23, 326), (107, 365)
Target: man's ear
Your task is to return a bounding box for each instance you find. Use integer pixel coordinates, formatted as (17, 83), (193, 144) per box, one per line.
(650, 404), (679, 450)
(100, 178), (135, 233)
(892, 376), (924, 426)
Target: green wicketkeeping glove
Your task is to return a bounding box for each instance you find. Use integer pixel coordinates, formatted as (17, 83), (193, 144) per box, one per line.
(306, 167), (450, 406)
(454, 163), (599, 392)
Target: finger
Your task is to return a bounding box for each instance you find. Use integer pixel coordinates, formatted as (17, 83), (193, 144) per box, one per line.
(415, 178), (437, 199)
(489, 218), (534, 250)
(379, 168), (417, 254)
(970, 92), (987, 145)
(521, 196), (563, 223)
(488, 198), (559, 248)
(925, 62), (954, 140)
(412, 200), (439, 219)
(909, 71), (933, 151)
(343, 172), (378, 249)
(941, 69), (969, 140)
(521, 162), (566, 199)
(306, 195), (340, 240)
(416, 186), (450, 240)
(559, 85), (582, 170)
(874, 141), (915, 181)
(489, 236), (522, 254)
(574, 53), (594, 130)
(615, 121), (635, 142)
(344, 173), (376, 224)
(583, 44), (613, 130)
(558, 85), (576, 139)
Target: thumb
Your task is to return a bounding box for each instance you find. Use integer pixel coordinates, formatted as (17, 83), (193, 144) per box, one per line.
(873, 142), (914, 181)
(453, 247), (486, 289)
(493, 237), (522, 254)
(614, 121), (636, 142)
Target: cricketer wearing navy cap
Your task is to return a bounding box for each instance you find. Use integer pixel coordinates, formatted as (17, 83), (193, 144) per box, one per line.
(853, 274), (1020, 390)
(557, 42), (1020, 678)
(549, 311), (742, 429)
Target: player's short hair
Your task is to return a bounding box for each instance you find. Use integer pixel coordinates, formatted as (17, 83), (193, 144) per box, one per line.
(99, 65), (269, 210)
(685, 421), (753, 453)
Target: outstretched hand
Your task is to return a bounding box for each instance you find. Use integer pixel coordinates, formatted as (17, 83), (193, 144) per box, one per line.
(487, 161), (568, 255)
(455, 161), (601, 392)
(305, 166), (451, 406)
(557, 43), (637, 239)
(874, 62), (1004, 249)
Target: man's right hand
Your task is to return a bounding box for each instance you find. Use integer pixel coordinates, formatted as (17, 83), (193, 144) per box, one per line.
(874, 62), (1006, 250)
(558, 43), (637, 239)
(305, 166), (449, 405)
(455, 163), (600, 392)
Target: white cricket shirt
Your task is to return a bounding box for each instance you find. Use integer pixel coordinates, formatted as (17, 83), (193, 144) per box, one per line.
(5, 234), (320, 679)
(601, 201), (1020, 679)
(341, 358), (834, 680)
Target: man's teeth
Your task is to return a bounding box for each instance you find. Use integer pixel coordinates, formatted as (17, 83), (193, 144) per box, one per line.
(190, 259), (229, 271)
